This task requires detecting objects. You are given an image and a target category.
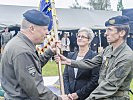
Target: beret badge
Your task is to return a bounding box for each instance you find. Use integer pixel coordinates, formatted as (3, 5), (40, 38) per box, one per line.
(109, 19), (115, 25)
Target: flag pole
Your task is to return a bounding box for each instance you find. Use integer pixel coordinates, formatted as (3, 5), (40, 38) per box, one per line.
(51, 0), (65, 95)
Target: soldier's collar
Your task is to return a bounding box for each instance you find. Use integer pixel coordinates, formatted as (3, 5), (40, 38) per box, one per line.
(104, 45), (112, 58)
(17, 32), (36, 52)
(111, 42), (126, 57)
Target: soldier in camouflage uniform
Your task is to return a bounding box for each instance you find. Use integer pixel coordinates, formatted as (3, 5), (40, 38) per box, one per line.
(55, 15), (133, 100)
(1, 9), (69, 100)
(1, 27), (12, 53)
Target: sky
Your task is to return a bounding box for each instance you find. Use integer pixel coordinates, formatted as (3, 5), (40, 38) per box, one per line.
(0, 0), (132, 11)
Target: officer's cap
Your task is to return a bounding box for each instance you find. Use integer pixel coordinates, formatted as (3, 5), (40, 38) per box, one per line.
(105, 15), (130, 27)
(23, 9), (50, 26)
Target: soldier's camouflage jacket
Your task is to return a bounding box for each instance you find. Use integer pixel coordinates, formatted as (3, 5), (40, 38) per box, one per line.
(1, 32), (61, 100)
(71, 42), (133, 100)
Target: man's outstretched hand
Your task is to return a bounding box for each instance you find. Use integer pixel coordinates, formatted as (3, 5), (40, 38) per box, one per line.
(54, 54), (71, 65)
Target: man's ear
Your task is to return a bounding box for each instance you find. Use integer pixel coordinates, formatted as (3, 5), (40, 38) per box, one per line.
(29, 25), (34, 32)
(120, 30), (126, 37)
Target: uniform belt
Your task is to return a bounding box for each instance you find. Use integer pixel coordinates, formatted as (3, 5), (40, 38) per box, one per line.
(113, 91), (129, 96)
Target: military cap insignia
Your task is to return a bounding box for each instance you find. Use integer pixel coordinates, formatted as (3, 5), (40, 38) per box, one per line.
(26, 65), (36, 77)
(109, 19), (115, 25)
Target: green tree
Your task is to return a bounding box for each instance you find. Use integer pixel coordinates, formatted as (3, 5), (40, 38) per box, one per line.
(70, 0), (81, 9)
(117, 0), (124, 11)
(70, 0), (111, 10)
(88, 0), (111, 10)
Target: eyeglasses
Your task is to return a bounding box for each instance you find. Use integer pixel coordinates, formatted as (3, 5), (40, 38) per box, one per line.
(77, 35), (89, 39)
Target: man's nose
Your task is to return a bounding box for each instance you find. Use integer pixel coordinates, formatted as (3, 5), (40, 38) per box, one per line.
(46, 31), (50, 35)
(46, 33), (49, 35)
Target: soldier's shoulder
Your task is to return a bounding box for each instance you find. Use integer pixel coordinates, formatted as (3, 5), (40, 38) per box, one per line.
(103, 45), (111, 52)
(119, 45), (133, 62)
(1, 32), (5, 35)
(122, 45), (133, 56)
(5, 36), (31, 56)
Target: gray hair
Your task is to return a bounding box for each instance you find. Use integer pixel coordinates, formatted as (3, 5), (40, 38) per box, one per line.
(21, 18), (34, 29)
(78, 27), (94, 42)
(115, 25), (130, 40)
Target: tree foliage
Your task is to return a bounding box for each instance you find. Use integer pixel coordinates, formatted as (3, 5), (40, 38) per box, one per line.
(117, 0), (124, 11)
(70, 0), (81, 9)
(70, 0), (111, 10)
(88, 0), (111, 10)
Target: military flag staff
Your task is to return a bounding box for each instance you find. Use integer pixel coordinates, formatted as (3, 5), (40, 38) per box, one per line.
(51, 0), (65, 95)
(98, 30), (103, 53)
(40, 0), (65, 95)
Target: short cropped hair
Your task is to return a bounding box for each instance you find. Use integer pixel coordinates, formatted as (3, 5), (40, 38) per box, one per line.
(21, 19), (33, 29)
(115, 25), (130, 40)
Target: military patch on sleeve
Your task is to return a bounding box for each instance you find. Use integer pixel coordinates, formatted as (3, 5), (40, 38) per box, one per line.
(115, 66), (125, 78)
(26, 65), (36, 77)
